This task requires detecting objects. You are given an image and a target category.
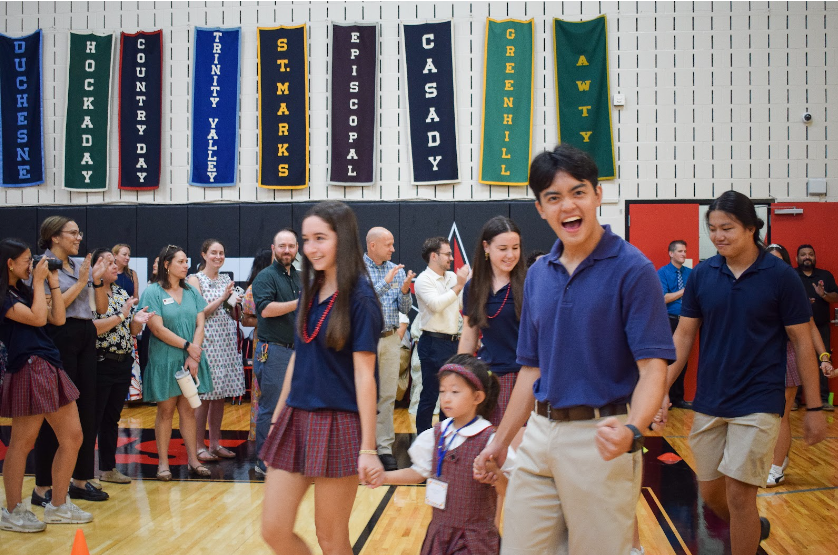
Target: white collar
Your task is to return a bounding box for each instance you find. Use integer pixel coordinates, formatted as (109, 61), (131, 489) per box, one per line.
(439, 416), (491, 438)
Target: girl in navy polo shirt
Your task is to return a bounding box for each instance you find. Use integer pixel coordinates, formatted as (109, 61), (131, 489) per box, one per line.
(459, 216), (526, 426)
(260, 201), (383, 555)
(0, 239), (92, 532)
(370, 354), (511, 555)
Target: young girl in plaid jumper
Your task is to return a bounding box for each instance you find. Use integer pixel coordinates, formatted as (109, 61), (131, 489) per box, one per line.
(371, 354), (512, 555)
(260, 201), (384, 555)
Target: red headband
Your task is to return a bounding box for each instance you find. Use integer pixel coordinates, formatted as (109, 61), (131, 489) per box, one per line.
(438, 363), (485, 392)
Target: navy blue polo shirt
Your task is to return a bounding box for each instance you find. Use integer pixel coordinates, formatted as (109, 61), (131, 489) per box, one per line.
(286, 277), (382, 412)
(658, 262), (692, 316)
(462, 280), (519, 374)
(681, 251), (811, 417)
(1, 287), (64, 374)
(517, 225), (676, 408)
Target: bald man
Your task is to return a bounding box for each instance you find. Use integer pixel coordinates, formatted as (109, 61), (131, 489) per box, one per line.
(364, 227), (415, 471)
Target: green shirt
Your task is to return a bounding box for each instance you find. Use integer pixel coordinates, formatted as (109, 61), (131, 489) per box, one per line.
(251, 261), (301, 345)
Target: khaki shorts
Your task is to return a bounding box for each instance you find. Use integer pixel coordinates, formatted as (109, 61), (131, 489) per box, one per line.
(689, 411), (780, 487)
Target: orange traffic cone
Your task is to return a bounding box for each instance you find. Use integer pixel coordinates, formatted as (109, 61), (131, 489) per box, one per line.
(71, 528), (90, 555)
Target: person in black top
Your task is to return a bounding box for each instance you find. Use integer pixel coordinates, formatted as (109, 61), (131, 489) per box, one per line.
(0, 238), (92, 531)
(796, 244), (838, 409)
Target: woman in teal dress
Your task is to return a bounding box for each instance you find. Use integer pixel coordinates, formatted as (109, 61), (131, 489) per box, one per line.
(139, 245), (213, 480)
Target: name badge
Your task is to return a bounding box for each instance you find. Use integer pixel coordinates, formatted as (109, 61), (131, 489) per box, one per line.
(163, 298), (175, 305)
(425, 478), (448, 509)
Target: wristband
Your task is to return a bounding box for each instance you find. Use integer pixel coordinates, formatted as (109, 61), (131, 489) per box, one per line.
(806, 406), (824, 412)
(50, 286), (60, 290)
(359, 449), (378, 455)
(183, 340), (190, 351)
(118, 313), (126, 322)
(92, 279), (104, 289)
(819, 352), (831, 362)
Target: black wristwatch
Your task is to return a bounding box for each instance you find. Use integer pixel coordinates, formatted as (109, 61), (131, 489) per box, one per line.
(183, 340), (191, 351)
(92, 279), (105, 289)
(626, 424), (644, 453)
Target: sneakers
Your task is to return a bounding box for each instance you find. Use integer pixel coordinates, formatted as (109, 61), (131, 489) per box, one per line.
(100, 469), (131, 484)
(630, 547), (645, 555)
(0, 503), (46, 533)
(30, 489), (51, 508)
(44, 498), (93, 524)
(766, 466), (785, 487)
(254, 461), (267, 477)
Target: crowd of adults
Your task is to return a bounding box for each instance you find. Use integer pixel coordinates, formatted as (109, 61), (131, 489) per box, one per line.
(1, 144), (835, 555)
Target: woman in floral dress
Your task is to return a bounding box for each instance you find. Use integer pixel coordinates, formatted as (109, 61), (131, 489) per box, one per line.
(187, 239), (245, 462)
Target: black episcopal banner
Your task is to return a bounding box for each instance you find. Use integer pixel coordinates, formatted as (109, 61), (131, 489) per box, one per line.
(258, 25), (308, 189)
(0, 30), (44, 187)
(328, 23), (377, 186)
(118, 30), (163, 191)
(402, 21), (459, 185)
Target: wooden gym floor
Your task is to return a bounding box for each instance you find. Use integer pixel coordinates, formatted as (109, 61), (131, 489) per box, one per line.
(1, 404), (836, 554)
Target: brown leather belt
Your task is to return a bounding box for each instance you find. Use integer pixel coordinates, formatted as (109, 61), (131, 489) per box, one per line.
(380, 329), (398, 338)
(535, 400), (629, 422)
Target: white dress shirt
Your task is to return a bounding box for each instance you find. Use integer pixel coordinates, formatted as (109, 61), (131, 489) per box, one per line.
(415, 266), (461, 334)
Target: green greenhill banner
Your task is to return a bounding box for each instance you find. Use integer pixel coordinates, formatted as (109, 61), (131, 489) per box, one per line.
(479, 18), (533, 186)
(553, 15), (615, 180)
(64, 32), (114, 191)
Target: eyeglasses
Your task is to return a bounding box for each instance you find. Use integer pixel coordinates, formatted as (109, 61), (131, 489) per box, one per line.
(437, 251), (453, 258)
(62, 230), (83, 239)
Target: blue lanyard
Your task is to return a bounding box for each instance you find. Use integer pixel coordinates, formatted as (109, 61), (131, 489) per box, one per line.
(435, 417), (478, 478)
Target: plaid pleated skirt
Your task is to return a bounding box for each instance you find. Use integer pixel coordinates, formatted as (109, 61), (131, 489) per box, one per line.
(0, 356), (79, 418)
(785, 342), (802, 388)
(488, 371), (518, 426)
(260, 405), (361, 478)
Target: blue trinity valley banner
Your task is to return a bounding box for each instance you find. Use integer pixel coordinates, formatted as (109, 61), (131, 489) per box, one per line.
(0, 30), (45, 187)
(402, 21), (459, 185)
(190, 27), (241, 187)
(118, 30), (163, 191)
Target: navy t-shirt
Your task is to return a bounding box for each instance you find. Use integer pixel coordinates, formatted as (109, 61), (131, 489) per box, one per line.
(462, 280), (520, 374)
(517, 226), (676, 408)
(681, 251), (811, 417)
(286, 277), (383, 412)
(0, 287), (64, 374)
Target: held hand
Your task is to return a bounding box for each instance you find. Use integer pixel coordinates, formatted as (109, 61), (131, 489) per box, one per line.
(133, 306), (154, 325)
(358, 453), (383, 486)
(803, 410), (827, 446)
(186, 342), (202, 361)
(474, 441), (506, 483)
(385, 264), (404, 285)
(821, 361), (835, 378)
(33, 256), (51, 283)
(184, 357), (199, 379)
(364, 466), (384, 489)
(658, 394), (672, 428)
(456, 264), (471, 286)
(401, 270), (416, 293)
(121, 297), (139, 317)
(595, 417), (634, 461)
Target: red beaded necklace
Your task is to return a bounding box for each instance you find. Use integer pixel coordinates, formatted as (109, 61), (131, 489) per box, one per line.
(487, 283), (510, 319)
(302, 290), (338, 343)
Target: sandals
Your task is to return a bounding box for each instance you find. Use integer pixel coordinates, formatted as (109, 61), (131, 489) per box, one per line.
(212, 446), (237, 459)
(156, 468), (172, 482)
(197, 448), (219, 463)
(189, 464), (211, 478)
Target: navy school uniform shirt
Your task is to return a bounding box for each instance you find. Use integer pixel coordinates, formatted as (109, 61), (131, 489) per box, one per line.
(461, 280), (520, 374)
(286, 277), (383, 412)
(517, 225), (676, 409)
(0, 287), (64, 373)
(681, 250), (811, 417)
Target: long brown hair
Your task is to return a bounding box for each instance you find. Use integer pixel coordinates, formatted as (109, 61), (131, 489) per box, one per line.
(297, 201), (379, 351)
(466, 216), (525, 329)
(156, 245), (189, 290)
(196, 238), (223, 272)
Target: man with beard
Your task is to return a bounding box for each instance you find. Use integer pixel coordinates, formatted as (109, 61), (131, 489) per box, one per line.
(796, 244), (838, 410)
(251, 228), (302, 474)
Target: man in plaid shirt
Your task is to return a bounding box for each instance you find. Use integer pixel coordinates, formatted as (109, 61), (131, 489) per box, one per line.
(364, 227), (415, 471)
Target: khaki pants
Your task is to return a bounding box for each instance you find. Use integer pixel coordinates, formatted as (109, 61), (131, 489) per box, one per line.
(502, 413), (641, 555)
(375, 333), (402, 455)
